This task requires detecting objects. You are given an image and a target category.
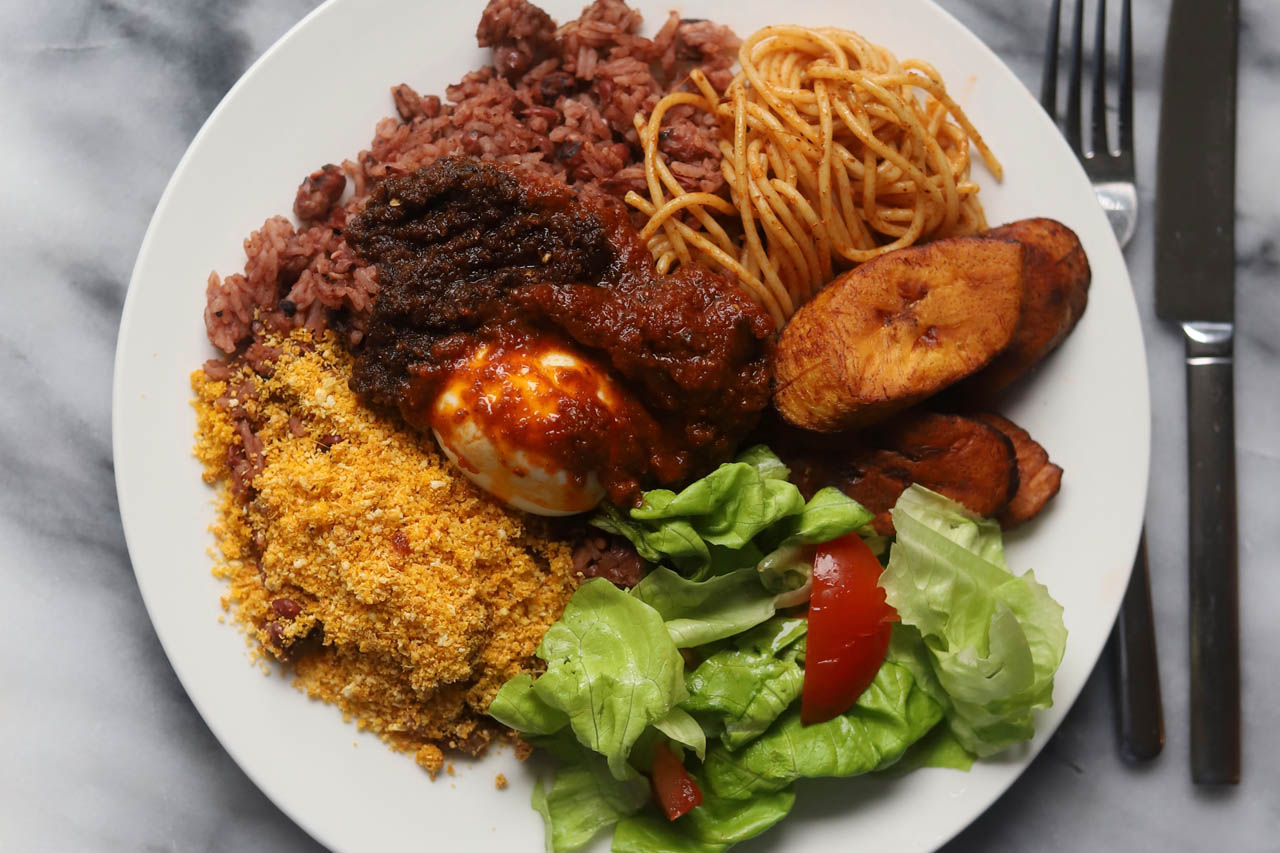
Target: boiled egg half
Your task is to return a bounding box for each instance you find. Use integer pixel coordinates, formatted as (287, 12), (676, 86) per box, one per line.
(428, 341), (627, 516)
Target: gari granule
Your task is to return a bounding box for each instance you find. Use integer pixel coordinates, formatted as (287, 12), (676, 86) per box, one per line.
(191, 331), (579, 773)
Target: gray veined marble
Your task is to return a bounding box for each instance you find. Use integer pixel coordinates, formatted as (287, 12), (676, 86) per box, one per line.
(1, 0), (1276, 850)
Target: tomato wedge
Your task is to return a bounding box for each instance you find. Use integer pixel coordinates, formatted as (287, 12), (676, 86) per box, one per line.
(800, 533), (897, 725)
(650, 742), (703, 821)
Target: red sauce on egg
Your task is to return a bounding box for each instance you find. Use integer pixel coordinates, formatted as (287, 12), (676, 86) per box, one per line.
(346, 157), (775, 507)
(402, 325), (676, 506)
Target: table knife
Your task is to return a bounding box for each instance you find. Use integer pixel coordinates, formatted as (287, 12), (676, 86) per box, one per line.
(1154, 0), (1240, 784)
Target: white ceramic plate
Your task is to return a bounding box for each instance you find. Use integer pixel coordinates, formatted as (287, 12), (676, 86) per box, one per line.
(113, 0), (1150, 850)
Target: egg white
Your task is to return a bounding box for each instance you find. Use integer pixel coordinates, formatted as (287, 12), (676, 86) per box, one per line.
(429, 344), (620, 515)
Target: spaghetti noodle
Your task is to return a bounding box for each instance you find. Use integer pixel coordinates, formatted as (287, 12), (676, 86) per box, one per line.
(626, 25), (1002, 325)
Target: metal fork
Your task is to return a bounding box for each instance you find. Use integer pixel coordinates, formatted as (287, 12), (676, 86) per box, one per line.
(1041, 0), (1164, 761)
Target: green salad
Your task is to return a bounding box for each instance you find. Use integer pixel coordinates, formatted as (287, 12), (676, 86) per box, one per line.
(489, 446), (1067, 852)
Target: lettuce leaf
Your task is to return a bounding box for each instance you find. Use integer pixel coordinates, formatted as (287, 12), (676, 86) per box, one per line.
(754, 545), (811, 603)
(499, 470), (1066, 852)
(880, 717), (976, 775)
(631, 567), (778, 648)
(654, 706), (707, 762)
(894, 485), (1009, 568)
(516, 578), (689, 779)
(681, 786), (795, 846)
(681, 617), (807, 750)
(488, 674), (569, 736)
(530, 779), (554, 852)
(593, 502), (731, 576)
(530, 746), (650, 852)
(701, 659), (943, 799)
(592, 448), (870, 579)
(881, 485), (1068, 756)
(611, 818), (726, 853)
(630, 460), (805, 550)
(610, 784), (795, 853)
(683, 652), (803, 751)
(734, 615), (808, 658)
(734, 444), (791, 481)
(758, 486), (875, 552)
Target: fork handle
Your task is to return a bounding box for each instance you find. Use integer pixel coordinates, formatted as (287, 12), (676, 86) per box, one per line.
(1184, 321), (1240, 784)
(1112, 531), (1164, 761)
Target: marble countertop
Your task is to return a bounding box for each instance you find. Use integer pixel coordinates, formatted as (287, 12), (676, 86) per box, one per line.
(2, 0), (1276, 849)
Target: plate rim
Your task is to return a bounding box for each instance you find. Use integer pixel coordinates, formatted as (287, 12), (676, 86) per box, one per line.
(110, 0), (349, 846)
(112, 0), (1152, 850)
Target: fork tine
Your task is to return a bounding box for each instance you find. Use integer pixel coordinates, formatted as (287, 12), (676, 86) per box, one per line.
(1040, 0), (1062, 113)
(1118, 0), (1134, 157)
(1065, 0), (1085, 154)
(1091, 0), (1110, 156)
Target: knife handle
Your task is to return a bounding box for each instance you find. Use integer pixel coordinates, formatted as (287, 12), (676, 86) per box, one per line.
(1183, 322), (1240, 784)
(1112, 531), (1164, 761)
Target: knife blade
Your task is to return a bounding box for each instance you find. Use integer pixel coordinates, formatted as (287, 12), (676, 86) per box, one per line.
(1154, 0), (1240, 784)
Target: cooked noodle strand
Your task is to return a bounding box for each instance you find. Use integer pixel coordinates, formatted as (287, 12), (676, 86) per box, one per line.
(628, 25), (1001, 319)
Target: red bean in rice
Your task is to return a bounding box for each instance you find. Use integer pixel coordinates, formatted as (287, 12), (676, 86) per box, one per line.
(203, 0), (739, 357)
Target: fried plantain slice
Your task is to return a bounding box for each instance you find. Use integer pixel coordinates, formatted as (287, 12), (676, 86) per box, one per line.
(972, 412), (1064, 528)
(773, 237), (1024, 432)
(952, 218), (1091, 403)
(774, 411), (1019, 535)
